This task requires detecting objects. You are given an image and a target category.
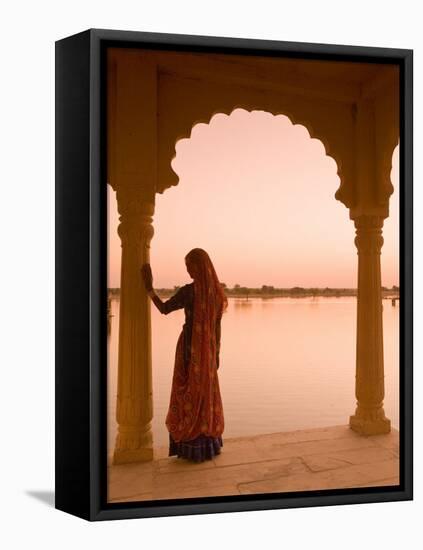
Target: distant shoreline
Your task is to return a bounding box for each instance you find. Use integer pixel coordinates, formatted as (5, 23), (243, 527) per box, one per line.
(108, 287), (399, 299)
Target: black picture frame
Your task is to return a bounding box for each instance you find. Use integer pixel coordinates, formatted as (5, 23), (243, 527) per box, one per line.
(55, 28), (413, 521)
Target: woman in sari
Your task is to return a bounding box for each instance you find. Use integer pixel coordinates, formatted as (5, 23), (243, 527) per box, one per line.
(141, 248), (228, 463)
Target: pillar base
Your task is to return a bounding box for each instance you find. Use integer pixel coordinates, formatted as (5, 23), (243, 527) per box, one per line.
(113, 446), (154, 465)
(349, 413), (391, 436)
(113, 424), (154, 464)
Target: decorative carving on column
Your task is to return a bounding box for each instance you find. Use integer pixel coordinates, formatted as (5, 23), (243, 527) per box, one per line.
(113, 189), (155, 464)
(350, 215), (391, 435)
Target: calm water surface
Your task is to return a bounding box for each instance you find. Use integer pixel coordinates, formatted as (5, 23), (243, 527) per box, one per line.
(107, 296), (399, 451)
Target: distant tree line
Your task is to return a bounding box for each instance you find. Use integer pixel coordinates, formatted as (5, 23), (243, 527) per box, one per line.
(108, 284), (399, 298)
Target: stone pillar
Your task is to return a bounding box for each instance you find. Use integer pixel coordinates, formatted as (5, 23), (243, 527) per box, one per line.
(350, 215), (391, 435)
(113, 191), (155, 464)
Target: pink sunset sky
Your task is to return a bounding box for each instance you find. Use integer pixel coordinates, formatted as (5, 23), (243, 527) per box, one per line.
(107, 109), (399, 289)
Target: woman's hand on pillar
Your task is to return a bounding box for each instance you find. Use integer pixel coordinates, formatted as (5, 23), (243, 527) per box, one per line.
(141, 263), (153, 292)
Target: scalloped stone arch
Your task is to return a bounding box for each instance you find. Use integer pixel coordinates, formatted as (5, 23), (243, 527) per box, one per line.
(167, 107), (343, 197)
(379, 137), (400, 208)
(158, 105), (351, 210)
(381, 136), (399, 204)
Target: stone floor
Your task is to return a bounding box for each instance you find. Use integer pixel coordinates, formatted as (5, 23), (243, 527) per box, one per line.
(107, 425), (400, 503)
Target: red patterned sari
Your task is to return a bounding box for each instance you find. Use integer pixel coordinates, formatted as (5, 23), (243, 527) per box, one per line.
(151, 248), (227, 461)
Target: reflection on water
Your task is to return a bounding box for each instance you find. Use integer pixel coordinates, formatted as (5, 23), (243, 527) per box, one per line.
(107, 296), (399, 451)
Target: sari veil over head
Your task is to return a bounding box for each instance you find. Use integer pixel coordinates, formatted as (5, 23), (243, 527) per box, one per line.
(165, 248), (227, 443)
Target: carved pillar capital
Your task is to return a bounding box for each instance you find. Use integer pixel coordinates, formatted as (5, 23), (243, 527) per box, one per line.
(116, 190), (155, 248)
(354, 216), (384, 255)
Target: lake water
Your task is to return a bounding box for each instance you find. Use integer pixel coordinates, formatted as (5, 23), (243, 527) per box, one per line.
(107, 296), (399, 452)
